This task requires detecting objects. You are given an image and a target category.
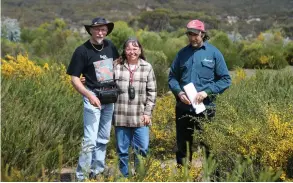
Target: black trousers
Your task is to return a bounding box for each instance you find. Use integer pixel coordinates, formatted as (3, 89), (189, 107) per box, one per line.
(175, 106), (215, 165)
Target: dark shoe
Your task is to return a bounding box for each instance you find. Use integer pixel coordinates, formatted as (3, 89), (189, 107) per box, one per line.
(103, 166), (116, 178)
(89, 172), (96, 180)
(176, 164), (183, 169)
(89, 172), (103, 180)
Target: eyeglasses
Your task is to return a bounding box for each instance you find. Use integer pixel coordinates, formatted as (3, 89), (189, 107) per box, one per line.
(91, 27), (108, 33)
(125, 48), (140, 53)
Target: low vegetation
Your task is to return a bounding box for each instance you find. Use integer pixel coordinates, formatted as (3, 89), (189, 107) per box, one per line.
(1, 18), (293, 181)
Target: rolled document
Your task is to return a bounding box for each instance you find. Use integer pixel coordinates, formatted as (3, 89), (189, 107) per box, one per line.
(183, 83), (206, 114)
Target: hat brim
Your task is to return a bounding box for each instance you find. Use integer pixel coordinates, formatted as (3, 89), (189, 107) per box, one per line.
(84, 22), (114, 36)
(186, 28), (205, 34)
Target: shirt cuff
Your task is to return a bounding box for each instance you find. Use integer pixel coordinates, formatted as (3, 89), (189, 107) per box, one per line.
(143, 110), (152, 116)
(204, 89), (213, 96)
(174, 89), (183, 97)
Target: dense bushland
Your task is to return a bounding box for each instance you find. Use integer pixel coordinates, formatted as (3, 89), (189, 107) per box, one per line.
(1, 18), (293, 181)
(2, 54), (292, 181)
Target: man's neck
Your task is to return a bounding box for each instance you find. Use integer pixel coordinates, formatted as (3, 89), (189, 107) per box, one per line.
(90, 38), (104, 45)
(190, 41), (204, 49)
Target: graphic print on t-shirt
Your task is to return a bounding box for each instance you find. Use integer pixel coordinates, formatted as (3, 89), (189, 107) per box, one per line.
(93, 58), (113, 81)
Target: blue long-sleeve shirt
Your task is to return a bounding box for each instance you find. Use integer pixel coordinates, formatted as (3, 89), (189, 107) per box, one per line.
(168, 42), (231, 111)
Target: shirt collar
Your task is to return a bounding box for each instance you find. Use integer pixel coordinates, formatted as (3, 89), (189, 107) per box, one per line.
(123, 59), (147, 69)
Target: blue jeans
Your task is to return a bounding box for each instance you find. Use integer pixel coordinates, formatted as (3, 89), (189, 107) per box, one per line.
(115, 126), (149, 177)
(76, 94), (114, 181)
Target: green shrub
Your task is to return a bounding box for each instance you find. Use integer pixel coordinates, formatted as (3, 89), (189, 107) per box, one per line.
(240, 42), (264, 68)
(210, 32), (243, 69)
(150, 94), (176, 158)
(262, 43), (288, 69)
(136, 30), (163, 52)
(137, 9), (171, 32)
(1, 38), (26, 57)
(284, 42), (293, 65)
(162, 36), (187, 65)
(1, 65), (83, 180)
(19, 19), (83, 65)
(202, 67), (293, 181)
(145, 50), (169, 95)
(108, 21), (135, 51)
(240, 32), (289, 69)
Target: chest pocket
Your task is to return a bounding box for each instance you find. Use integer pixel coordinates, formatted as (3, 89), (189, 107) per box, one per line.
(198, 60), (215, 79)
(116, 75), (129, 92)
(133, 77), (147, 94)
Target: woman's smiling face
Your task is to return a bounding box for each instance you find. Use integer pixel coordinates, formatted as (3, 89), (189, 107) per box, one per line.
(125, 41), (141, 63)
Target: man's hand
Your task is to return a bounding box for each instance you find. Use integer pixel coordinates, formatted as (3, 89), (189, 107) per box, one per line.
(88, 94), (101, 109)
(178, 92), (191, 105)
(195, 91), (208, 104)
(80, 76), (86, 85)
(142, 115), (151, 125)
(71, 76), (101, 109)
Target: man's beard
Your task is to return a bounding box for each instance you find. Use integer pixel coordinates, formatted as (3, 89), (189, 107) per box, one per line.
(95, 38), (104, 45)
(191, 41), (202, 48)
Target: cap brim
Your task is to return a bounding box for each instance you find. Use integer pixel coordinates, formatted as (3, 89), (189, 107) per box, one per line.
(84, 22), (114, 36)
(186, 28), (205, 34)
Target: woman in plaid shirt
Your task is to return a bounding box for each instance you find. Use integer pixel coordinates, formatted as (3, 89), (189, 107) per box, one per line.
(113, 38), (157, 177)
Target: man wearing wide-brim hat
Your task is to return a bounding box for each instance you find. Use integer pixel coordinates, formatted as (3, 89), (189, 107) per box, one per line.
(67, 17), (119, 181)
(84, 17), (114, 36)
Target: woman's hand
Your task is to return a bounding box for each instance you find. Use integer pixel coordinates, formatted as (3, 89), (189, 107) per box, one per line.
(142, 115), (151, 125)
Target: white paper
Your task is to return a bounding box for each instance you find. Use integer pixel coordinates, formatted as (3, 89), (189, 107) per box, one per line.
(183, 83), (206, 114)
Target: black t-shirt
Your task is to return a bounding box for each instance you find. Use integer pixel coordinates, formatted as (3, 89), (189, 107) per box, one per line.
(67, 39), (119, 89)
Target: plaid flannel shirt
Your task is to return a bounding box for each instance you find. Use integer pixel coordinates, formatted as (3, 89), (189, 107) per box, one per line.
(113, 59), (157, 127)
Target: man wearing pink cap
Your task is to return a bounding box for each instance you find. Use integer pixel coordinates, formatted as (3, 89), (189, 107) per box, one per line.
(168, 19), (231, 166)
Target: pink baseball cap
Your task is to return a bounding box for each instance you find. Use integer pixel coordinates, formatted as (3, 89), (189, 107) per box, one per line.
(186, 19), (206, 34)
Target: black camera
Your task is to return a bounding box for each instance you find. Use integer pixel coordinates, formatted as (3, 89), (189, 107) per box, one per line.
(128, 85), (135, 100)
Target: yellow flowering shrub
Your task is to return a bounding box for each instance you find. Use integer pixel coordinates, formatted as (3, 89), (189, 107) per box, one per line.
(204, 69), (293, 181)
(43, 63), (50, 70)
(259, 55), (269, 65)
(151, 94), (176, 158)
(140, 159), (202, 182)
(232, 67), (246, 84)
(88, 158), (202, 182)
(51, 64), (72, 87)
(257, 33), (265, 41)
(1, 54), (44, 78)
(263, 111), (293, 181)
(273, 31), (283, 42)
(230, 107), (293, 181)
(1, 54), (72, 89)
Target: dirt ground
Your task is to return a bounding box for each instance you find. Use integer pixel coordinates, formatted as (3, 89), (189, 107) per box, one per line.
(229, 65), (293, 78)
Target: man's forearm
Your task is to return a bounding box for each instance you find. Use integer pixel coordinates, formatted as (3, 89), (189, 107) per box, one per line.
(71, 76), (92, 98)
